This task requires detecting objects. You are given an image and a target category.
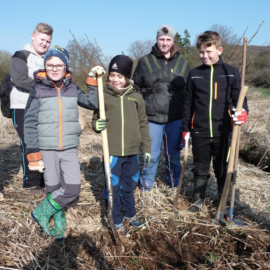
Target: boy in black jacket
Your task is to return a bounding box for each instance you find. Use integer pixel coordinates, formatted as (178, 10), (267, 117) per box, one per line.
(182, 31), (248, 212)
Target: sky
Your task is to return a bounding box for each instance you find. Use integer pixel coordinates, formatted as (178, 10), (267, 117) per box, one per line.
(0, 0), (269, 58)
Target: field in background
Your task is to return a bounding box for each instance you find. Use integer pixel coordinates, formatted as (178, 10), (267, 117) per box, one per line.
(0, 89), (270, 269)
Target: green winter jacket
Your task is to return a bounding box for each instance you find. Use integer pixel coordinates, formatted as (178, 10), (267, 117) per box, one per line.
(92, 85), (151, 156)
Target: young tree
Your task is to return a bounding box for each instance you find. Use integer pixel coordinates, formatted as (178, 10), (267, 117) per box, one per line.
(174, 29), (191, 53)
(127, 39), (155, 60)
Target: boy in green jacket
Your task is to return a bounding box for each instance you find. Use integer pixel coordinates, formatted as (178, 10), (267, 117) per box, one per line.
(91, 55), (151, 234)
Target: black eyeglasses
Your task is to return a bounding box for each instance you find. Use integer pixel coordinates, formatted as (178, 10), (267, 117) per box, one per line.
(46, 64), (66, 71)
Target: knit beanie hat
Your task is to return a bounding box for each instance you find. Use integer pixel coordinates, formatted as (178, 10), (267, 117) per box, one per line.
(109, 55), (133, 79)
(44, 45), (69, 66)
(157, 24), (175, 38)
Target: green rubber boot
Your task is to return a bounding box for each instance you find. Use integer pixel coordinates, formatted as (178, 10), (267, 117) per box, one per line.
(50, 209), (67, 242)
(31, 193), (61, 235)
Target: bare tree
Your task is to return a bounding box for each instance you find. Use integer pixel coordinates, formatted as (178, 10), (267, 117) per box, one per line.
(127, 39), (155, 60)
(210, 24), (239, 46)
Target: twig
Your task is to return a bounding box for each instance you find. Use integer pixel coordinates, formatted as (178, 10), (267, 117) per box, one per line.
(69, 30), (97, 66)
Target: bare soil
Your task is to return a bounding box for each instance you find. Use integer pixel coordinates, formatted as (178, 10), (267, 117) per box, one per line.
(0, 96), (270, 269)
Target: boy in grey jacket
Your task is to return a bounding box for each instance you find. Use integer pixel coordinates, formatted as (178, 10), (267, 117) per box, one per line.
(24, 46), (99, 241)
(9, 23), (53, 191)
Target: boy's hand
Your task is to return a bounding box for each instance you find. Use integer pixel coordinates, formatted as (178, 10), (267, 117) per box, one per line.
(26, 152), (45, 173)
(182, 132), (191, 147)
(96, 119), (108, 131)
(89, 66), (106, 80)
(143, 153), (151, 168)
(232, 108), (247, 125)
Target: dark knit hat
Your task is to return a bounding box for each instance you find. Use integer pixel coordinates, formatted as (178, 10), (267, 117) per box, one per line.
(44, 45), (69, 66)
(109, 55), (133, 79)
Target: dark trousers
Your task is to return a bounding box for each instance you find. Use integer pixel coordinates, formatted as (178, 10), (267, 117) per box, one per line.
(192, 136), (231, 193)
(104, 155), (139, 225)
(12, 109), (44, 188)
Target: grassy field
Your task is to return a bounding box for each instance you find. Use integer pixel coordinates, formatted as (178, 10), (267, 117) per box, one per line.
(0, 102), (270, 269)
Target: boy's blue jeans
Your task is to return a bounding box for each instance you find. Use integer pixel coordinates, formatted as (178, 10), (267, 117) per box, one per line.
(140, 119), (183, 191)
(104, 155), (139, 225)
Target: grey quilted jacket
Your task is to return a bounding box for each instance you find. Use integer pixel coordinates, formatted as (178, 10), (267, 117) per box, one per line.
(24, 69), (98, 154)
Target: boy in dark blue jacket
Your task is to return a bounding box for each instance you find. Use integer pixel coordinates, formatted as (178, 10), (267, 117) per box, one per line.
(182, 31), (248, 212)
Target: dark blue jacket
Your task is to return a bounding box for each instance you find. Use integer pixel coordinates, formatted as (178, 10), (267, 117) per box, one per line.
(182, 57), (248, 137)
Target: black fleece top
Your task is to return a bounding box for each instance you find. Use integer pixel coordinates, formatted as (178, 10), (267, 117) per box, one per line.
(182, 57), (248, 137)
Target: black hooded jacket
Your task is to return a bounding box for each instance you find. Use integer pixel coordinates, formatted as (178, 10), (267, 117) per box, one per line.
(182, 57), (248, 137)
(132, 44), (190, 123)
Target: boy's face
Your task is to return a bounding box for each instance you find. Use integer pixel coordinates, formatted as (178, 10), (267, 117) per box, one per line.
(31, 31), (52, 55)
(108, 72), (126, 88)
(156, 36), (174, 55)
(45, 57), (66, 81)
(199, 44), (223, 66)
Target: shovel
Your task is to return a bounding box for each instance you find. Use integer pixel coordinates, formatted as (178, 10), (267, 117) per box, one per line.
(97, 69), (120, 245)
(212, 86), (248, 226)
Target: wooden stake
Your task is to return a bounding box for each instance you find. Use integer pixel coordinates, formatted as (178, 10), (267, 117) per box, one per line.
(174, 140), (189, 208)
(230, 37), (248, 221)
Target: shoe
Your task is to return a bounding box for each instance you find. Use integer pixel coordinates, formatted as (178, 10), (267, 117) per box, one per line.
(124, 216), (146, 230)
(50, 209), (67, 242)
(115, 222), (131, 238)
(189, 199), (203, 213)
(31, 193), (61, 235)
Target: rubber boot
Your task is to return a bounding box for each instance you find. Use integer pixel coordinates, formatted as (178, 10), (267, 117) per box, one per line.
(189, 177), (208, 213)
(31, 193), (61, 235)
(50, 209), (67, 242)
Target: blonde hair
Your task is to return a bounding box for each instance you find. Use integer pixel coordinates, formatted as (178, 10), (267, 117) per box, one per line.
(34, 23), (53, 35)
(196, 31), (222, 49)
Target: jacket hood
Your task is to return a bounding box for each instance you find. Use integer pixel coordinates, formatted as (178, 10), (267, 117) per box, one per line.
(20, 43), (44, 57)
(151, 44), (180, 58)
(34, 69), (73, 87)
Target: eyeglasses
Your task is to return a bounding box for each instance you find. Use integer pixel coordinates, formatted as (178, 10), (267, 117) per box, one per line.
(46, 64), (66, 71)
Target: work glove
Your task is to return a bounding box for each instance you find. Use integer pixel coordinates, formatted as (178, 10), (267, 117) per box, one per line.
(96, 119), (108, 131)
(181, 132), (191, 148)
(88, 66), (106, 80)
(232, 108), (248, 125)
(143, 153), (151, 168)
(26, 152), (45, 173)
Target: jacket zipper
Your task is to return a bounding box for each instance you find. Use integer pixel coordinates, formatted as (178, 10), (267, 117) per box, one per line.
(52, 82), (64, 150)
(209, 66), (214, 137)
(116, 87), (132, 156)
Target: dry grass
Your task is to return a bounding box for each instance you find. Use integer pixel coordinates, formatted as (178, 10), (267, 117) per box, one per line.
(0, 104), (270, 269)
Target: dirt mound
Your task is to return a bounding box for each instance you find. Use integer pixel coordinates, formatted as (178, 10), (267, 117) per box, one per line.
(0, 106), (270, 269)
(240, 93), (270, 171)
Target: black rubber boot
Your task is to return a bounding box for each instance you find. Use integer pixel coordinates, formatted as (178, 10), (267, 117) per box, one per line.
(189, 177), (208, 213)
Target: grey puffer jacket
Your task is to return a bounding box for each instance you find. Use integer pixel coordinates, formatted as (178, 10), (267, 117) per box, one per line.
(132, 44), (190, 123)
(24, 70), (98, 154)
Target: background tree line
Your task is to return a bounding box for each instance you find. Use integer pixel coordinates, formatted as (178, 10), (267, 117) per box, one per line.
(1, 24), (270, 89)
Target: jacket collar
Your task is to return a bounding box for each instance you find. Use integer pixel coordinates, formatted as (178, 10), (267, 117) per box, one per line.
(151, 43), (180, 59)
(105, 85), (135, 96)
